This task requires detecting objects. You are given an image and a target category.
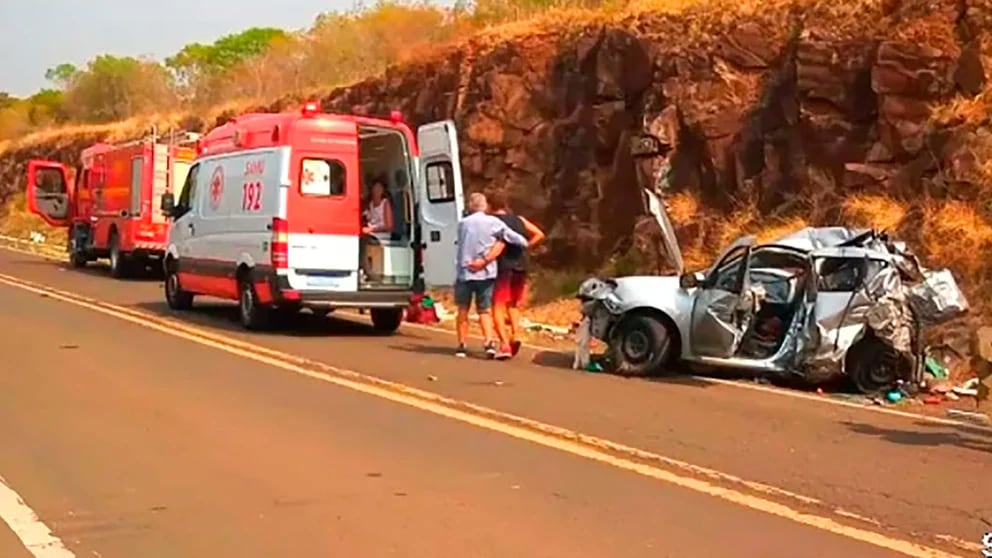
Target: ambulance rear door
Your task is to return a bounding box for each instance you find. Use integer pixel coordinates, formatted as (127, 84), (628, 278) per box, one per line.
(285, 119), (362, 292)
(416, 120), (465, 288)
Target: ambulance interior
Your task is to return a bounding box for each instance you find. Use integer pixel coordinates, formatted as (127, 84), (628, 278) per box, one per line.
(357, 125), (415, 289)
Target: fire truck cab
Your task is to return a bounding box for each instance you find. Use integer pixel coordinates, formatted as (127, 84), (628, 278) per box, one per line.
(25, 131), (198, 277)
(160, 102), (465, 333)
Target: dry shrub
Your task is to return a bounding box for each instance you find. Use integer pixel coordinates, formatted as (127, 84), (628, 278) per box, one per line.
(841, 194), (908, 231)
(666, 191), (699, 225)
(0, 194), (66, 246)
(921, 200), (992, 280)
(754, 216), (810, 244)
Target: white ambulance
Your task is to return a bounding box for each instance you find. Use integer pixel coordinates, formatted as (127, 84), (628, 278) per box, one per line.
(160, 102), (465, 332)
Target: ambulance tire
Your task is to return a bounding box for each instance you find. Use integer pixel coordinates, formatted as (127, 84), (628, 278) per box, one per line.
(108, 233), (131, 279)
(164, 266), (194, 311)
(238, 277), (272, 331)
(370, 308), (404, 334)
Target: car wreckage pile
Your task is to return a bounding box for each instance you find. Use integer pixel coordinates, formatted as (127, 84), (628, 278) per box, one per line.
(575, 190), (971, 395)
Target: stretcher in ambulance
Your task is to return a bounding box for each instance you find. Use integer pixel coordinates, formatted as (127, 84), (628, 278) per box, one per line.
(160, 102), (464, 333)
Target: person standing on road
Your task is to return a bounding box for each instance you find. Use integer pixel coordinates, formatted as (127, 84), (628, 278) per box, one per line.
(455, 192), (529, 359)
(488, 191), (545, 360)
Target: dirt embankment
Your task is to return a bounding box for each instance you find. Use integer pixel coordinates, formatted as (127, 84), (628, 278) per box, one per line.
(1, 0), (990, 317)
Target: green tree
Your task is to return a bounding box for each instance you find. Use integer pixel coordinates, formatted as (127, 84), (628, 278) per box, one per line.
(44, 63), (79, 89)
(165, 27), (287, 104)
(27, 89), (67, 125)
(63, 55), (176, 122)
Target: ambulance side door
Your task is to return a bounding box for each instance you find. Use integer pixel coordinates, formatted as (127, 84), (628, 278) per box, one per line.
(416, 120), (465, 288)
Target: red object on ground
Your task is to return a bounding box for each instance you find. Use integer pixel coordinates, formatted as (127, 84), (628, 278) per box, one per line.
(405, 294), (439, 324)
(922, 396), (942, 405)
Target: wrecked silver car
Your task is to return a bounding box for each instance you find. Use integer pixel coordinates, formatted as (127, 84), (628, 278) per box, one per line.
(577, 189), (970, 393)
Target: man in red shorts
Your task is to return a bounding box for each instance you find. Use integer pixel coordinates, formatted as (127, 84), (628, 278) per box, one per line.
(488, 191), (545, 360)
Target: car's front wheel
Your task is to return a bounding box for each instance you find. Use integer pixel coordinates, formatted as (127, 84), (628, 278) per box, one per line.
(609, 313), (676, 376)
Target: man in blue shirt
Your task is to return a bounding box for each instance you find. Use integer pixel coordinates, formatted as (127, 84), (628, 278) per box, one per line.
(455, 192), (529, 358)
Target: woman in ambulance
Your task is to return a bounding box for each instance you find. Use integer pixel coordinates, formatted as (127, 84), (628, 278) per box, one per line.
(362, 179), (394, 235)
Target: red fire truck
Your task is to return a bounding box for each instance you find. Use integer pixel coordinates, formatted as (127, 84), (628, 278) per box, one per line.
(25, 129), (199, 277)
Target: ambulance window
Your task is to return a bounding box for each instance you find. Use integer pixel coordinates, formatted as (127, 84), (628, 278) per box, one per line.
(425, 162), (455, 203)
(177, 163), (199, 216)
(300, 158), (346, 197)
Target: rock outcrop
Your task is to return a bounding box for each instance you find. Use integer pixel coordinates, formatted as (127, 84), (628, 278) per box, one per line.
(2, 0), (991, 308)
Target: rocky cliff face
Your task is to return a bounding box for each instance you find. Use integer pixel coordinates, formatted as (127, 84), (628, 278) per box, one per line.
(2, 0), (990, 307)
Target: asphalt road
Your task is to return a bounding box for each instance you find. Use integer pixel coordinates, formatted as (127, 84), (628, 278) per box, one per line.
(0, 247), (989, 557)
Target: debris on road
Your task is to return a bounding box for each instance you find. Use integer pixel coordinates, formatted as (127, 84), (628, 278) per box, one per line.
(952, 378), (980, 397)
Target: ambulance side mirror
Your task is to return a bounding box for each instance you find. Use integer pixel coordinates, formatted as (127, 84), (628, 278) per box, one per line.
(160, 193), (176, 217)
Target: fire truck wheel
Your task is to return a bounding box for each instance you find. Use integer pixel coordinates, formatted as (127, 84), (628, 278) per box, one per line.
(164, 268), (194, 311)
(370, 308), (404, 334)
(69, 250), (88, 269)
(238, 278), (272, 330)
(108, 233), (131, 279)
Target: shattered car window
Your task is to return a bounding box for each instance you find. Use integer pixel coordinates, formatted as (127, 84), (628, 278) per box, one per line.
(815, 257), (887, 292)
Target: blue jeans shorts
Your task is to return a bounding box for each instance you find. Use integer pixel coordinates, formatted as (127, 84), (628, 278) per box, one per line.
(454, 279), (496, 313)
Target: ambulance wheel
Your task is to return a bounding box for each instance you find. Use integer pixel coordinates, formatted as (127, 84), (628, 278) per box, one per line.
(164, 267), (194, 311)
(370, 308), (403, 334)
(108, 233), (131, 279)
(238, 278), (271, 330)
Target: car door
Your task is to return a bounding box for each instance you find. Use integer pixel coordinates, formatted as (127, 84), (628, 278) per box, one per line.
(416, 120), (466, 288)
(688, 236), (756, 358)
(26, 160), (72, 227)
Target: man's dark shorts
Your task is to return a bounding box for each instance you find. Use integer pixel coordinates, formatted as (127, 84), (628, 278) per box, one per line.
(454, 279), (496, 312)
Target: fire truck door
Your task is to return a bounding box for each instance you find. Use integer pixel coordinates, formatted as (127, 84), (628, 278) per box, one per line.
(26, 159), (72, 227)
(416, 120), (465, 288)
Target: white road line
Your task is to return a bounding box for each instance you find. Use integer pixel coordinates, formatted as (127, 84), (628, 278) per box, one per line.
(0, 240), (986, 432)
(0, 272), (970, 558)
(0, 476), (75, 558)
(0, 241), (987, 432)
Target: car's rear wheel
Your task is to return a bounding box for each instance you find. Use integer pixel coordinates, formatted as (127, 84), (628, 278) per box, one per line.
(845, 335), (912, 394)
(609, 313), (676, 376)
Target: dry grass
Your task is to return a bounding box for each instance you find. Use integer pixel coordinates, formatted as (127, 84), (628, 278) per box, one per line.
(0, 195), (66, 246)
(841, 194), (908, 231)
(921, 200), (992, 280)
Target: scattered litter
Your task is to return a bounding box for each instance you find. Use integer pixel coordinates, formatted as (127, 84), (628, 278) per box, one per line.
(922, 396), (942, 405)
(943, 392), (960, 401)
(493, 380), (504, 387)
(816, 387), (825, 396)
(885, 390), (903, 403)
(585, 361), (604, 373)
(427, 375), (438, 382)
(924, 356), (948, 379)
(952, 378), (980, 397)
(928, 380), (952, 394)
